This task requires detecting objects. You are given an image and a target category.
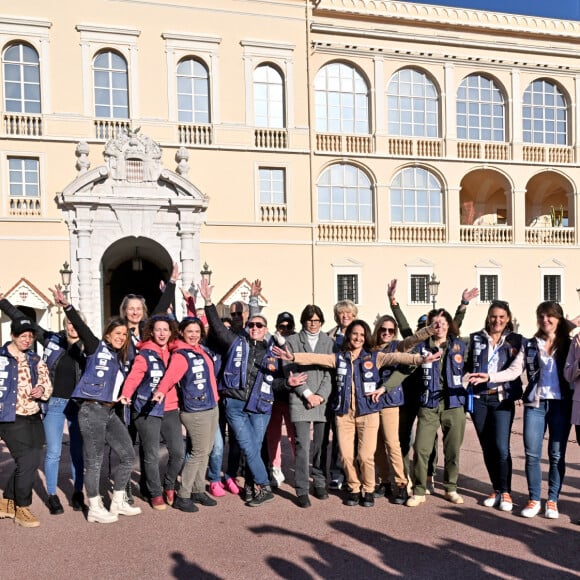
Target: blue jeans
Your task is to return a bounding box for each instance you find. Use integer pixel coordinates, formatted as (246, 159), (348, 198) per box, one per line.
(523, 399), (572, 502)
(43, 397), (84, 495)
(470, 394), (515, 493)
(224, 398), (271, 486)
(207, 425), (224, 483)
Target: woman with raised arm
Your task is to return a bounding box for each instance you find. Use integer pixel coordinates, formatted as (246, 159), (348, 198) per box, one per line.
(50, 285), (141, 524)
(0, 293), (86, 515)
(465, 300), (524, 513)
(152, 316), (219, 513)
(275, 319), (440, 508)
(0, 318), (52, 527)
(119, 315), (185, 511)
(470, 301), (573, 520)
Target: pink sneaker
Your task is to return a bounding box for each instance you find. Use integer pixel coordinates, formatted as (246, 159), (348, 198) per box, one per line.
(209, 481), (226, 498)
(224, 477), (240, 495)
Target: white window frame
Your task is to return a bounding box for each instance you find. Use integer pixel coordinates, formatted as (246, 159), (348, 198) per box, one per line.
(476, 265), (502, 303)
(162, 32), (221, 124)
(405, 262), (433, 306)
(332, 259), (363, 305)
(76, 24), (140, 118)
(541, 268), (563, 303)
(1, 150), (46, 217)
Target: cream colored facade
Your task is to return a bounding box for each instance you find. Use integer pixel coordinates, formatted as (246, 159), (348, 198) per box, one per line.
(1, 0), (579, 339)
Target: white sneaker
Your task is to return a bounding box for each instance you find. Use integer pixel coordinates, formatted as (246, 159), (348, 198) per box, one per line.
(445, 491), (464, 505)
(521, 500), (541, 518)
(406, 494), (426, 507)
(545, 500), (559, 519)
(483, 492), (501, 508)
(110, 490), (142, 517)
(270, 466), (285, 487)
(87, 496), (118, 524)
(499, 493), (513, 512)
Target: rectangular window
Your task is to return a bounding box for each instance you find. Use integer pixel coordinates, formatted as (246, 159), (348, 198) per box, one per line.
(9, 157), (39, 197)
(410, 274), (429, 303)
(543, 275), (561, 302)
(337, 274), (358, 304)
(480, 274), (498, 302)
(259, 168), (285, 205)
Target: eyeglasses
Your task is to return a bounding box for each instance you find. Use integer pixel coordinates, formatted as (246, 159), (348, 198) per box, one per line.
(380, 327), (396, 335)
(248, 322), (265, 329)
(306, 319), (322, 325)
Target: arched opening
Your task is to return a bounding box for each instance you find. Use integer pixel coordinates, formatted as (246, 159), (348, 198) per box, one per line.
(102, 237), (173, 320)
(459, 169), (512, 226)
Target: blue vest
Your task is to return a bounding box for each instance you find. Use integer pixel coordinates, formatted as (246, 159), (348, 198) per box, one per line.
(176, 347), (217, 412)
(72, 341), (125, 403)
(333, 350), (383, 417)
(522, 337), (570, 404)
(219, 336), (247, 391)
(375, 341), (406, 408)
(468, 331), (523, 401)
(418, 338), (466, 409)
(0, 343), (40, 422)
(244, 340), (278, 414)
(132, 349), (166, 417)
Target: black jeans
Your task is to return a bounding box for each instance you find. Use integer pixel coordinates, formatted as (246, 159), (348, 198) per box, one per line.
(294, 421), (326, 496)
(0, 414), (45, 507)
(133, 409), (185, 497)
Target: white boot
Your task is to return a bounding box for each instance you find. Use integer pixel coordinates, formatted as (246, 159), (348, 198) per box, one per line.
(110, 490), (142, 517)
(87, 496), (118, 524)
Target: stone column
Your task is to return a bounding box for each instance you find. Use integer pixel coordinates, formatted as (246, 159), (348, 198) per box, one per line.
(75, 208), (94, 326)
(512, 188), (526, 244)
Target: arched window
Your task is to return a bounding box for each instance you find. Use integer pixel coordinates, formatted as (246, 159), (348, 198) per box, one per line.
(457, 75), (505, 141)
(387, 68), (438, 137)
(390, 167), (443, 224)
(523, 79), (567, 145)
(177, 58), (210, 123)
(93, 51), (128, 119)
(315, 62), (369, 134)
(318, 164), (373, 222)
(3, 43), (41, 113)
(253, 64), (284, 128)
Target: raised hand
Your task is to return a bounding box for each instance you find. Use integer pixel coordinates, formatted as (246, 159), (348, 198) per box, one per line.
(387, 279), (398, 300)
(49, 284), (69, 308)
(462, 288), (479, 303)
(250, 279), (262, 298)
(272, 345), (293, 361)
(198, 278), (213, 304)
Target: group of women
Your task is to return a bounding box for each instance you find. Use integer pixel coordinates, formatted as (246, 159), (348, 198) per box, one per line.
(0, 270), (579, 527)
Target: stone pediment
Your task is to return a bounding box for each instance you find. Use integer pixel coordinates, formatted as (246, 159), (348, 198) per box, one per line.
(4, 278), (52, 309)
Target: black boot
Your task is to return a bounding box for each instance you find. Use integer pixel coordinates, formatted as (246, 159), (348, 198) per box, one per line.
(70, 491), (86, 512)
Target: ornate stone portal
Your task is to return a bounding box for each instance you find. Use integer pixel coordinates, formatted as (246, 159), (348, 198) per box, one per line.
(58, 131), (208, 334)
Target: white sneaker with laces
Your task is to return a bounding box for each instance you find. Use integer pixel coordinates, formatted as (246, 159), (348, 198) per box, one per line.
(545, 501), (559, 519)
(521, 500), (541, 518)
(483, 492), (500, 508)
(499, 493), (513, 512)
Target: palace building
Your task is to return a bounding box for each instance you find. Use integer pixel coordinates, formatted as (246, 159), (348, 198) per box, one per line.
(1, 0), (579, 337)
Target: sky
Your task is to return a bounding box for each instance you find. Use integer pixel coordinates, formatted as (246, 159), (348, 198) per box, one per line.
(404, 0), (580, 20)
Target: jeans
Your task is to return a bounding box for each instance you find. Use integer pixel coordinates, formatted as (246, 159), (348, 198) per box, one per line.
(43, 397), (84, 495)
(470, 394), (514, 493)
(294, 421), (326, 496)
(78, 402), (135, 498)
(523, 399), (572, 502)
(133, 409), (185, 497)
(207, 425), (224, 483)
(224, 397), (271, 486)
(179, 407), (219, 497)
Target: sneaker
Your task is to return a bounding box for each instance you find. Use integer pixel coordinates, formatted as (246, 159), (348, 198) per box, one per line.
(361, 492), (375, 507)
(373, 482), (392, 498)
(329, 475), (344, 490)
(312, 487), (329, 500)
(483, 492), (501, 508)
(0, 498), (15, 519)
(110, 491), (142, 517)
(521, 500), (541, 518)
(248, 485), (275, 507)
(445, 491), (464, 505)
(270, 466), (285, 487)
(191, 492), (218, 507)
(406, 494), (426, 507)
(151, 495), (166, 511)
(296, 494), (311, 508)
(14, 506), (40, 528)
(47, 494), (64, 515)
(224, 477), (240, 495)
(499, 493), (513, 512)
(426, 475), (435, 495)
(209, 481), (226, 498)
(545, 500), (559, 519)
(173, 496), (199, 513)
(70, 491), (86, 512)
(393, 486), (409, 505)
(163, 489), (175, 506)
(344, 492), (360, 507)
(243, 483), (255, 503)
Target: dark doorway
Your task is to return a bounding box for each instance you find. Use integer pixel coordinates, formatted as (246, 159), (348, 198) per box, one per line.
(109, 258), (168, 319)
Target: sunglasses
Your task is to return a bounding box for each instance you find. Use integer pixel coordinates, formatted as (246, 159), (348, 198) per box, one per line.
(125, 294), (144, 300)
(230, 312), (243, 317)
(248, 322), (265, 329)
(380, 327), (396, 334)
